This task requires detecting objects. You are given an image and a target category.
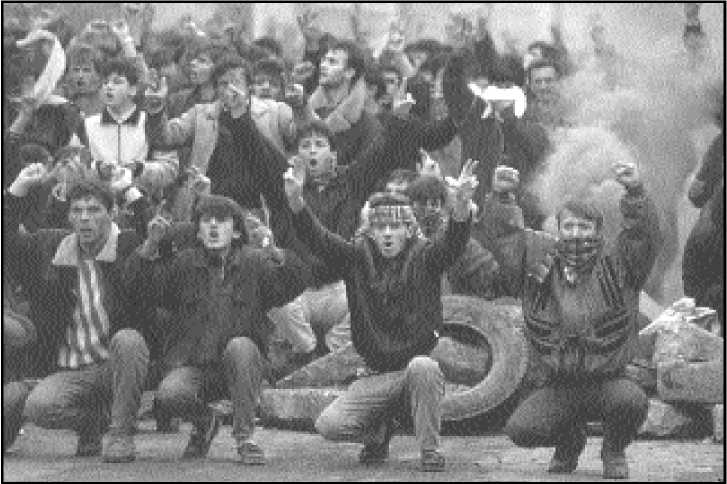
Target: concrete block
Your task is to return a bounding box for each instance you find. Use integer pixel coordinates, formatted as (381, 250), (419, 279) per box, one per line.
(643, 312), (723, 365)
(639, 400), (695, 437)
(657, 360), (724, 404)
(259, 388), (344, 429)
(713, 404), (724, 443)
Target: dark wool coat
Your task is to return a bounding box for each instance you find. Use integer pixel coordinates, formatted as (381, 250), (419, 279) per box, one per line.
(124, 243), (311, 368)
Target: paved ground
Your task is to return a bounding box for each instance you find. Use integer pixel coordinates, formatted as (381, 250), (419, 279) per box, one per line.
(3, 421), (723, 482)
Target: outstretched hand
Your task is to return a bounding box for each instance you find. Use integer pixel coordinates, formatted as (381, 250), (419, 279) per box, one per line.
(613, 161), (641, 190)
(492, 165), (520, 193)
(446, 158), (480, 203)
(145, 76), (168, 114)
(417, 149), (442, 179)
(284, 158), (307, 213)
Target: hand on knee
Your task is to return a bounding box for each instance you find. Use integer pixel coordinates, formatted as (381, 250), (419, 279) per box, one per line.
(406, 356), (441, 378)
(110, 329), (148, 353)
(224, 337), (260, 361)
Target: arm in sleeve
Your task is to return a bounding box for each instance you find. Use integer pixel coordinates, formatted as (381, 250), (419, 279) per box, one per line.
(442, 50), (477, 127)
(3, 308), (37, 350)
(3, 192), (44, 287)
(258, 248), (312, 311)
(473, 194), (529, 296)
(615, 184), (662, 290)
(417, 115), (458, 152)
(123, 240), (181, 312)
(292, 205), (357, 279)
(146, 105), (196, 150)
(424, 216), (472, 274)
(446, 238), (511, 299)
(688, 133), (724, 208)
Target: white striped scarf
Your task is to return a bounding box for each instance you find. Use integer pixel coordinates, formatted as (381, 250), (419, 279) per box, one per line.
(58, 259), (110, 369)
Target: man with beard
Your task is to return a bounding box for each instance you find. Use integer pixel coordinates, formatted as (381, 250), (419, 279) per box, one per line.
(306, 39), (382, 167)
(284, 159), (478, 472)
(525, 58), (569, 130)
(479, 163), (660, 479)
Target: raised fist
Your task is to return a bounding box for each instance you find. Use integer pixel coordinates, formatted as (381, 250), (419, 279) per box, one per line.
(613, 161), (641, 190)
(492, 165), (520, 193)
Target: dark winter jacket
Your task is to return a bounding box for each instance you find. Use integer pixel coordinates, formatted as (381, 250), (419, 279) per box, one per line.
(124, 243), (310, 368)
(478, 185), (661, 384)
(3, 193), (145, 377)
(293, 205), (471, 372)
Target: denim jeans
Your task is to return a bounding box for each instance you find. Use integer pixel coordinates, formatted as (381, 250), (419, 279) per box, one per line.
(268, 281), (350, 354)
(23, 329), (149, 436)
(3, 381), (30, 451)
(505, 377), (649, 453)
(315, 356), (444, 452)
(155, 337), (263, 441)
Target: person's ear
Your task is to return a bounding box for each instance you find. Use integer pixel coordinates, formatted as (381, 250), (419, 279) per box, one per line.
(128, 84), (137, 97)
(232, 229), (241, 239)
(344, 66), (355, 81)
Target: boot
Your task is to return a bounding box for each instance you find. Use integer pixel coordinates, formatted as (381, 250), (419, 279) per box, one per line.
(548, 425), (587, 473)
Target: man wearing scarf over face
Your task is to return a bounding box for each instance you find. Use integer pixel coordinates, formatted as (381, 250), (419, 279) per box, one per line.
(479, 163), (660, 479)
(284, 160), (477, 472)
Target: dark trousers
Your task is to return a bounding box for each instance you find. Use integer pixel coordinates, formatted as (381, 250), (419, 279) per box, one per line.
(505, 377), (648, 453)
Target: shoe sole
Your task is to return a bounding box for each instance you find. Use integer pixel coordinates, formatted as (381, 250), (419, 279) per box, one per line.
(241, 455), (266, 465)
(102, 455), (136, 463)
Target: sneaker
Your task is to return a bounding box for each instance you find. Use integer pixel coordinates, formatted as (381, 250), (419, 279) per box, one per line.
(237, 440), (265, 465)
(420, 449), (445, 472)
(601, 450), (629, 479)
(548, 427), (587, 474)
(182, 412), (220, 459)
(76, 432), (102, 457)
(101, 432), (135, 463)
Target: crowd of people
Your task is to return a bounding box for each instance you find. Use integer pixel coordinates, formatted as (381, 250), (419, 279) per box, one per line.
(2, 3), (723, 480)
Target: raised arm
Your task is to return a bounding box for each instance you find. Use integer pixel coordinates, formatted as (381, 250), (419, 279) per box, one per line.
(284, 162), (357, 277)
(424, 160), (477, 273)
(145, 77), (197, 149)
(612, 162), (662, 290)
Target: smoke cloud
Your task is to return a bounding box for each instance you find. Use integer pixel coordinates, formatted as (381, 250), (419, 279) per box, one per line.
(528, 19), (722, 304)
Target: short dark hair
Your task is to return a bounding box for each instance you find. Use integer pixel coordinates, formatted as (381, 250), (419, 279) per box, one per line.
(252, 57), (285, 80)
(406, 175), (448, 205)
(556, 199), (604, 231)
(54, 145), (92, 166)
(67, 179), (115, 211)
(98, 58), (139, 86)
(252, 36), (283, 58)
(211, 55), (251, 87)
(19, 143), (52, 166)
(66, 43), (101, 70)
(327, 40), (366, 82)
(192, 194), (248, 242)
(404, 39), (443, 58)
(387, 169), (419, 186)
(295, 119), (332, 146)
(526, 58), (560, 85)
(367, 191), (412, 210)
(363, 63), (387, 101)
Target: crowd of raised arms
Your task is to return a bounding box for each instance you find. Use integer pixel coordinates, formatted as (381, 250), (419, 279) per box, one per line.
(2, 3), (722, 479)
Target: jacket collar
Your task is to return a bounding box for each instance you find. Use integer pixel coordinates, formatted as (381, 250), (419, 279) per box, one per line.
(52, 223), (121, 267)
(101, 105), (141, 125)
(307, 78), (367, 134)
(190, 245), (245, 269)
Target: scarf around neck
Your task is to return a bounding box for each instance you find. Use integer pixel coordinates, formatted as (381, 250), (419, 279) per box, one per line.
(308, 78), (367, 134)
